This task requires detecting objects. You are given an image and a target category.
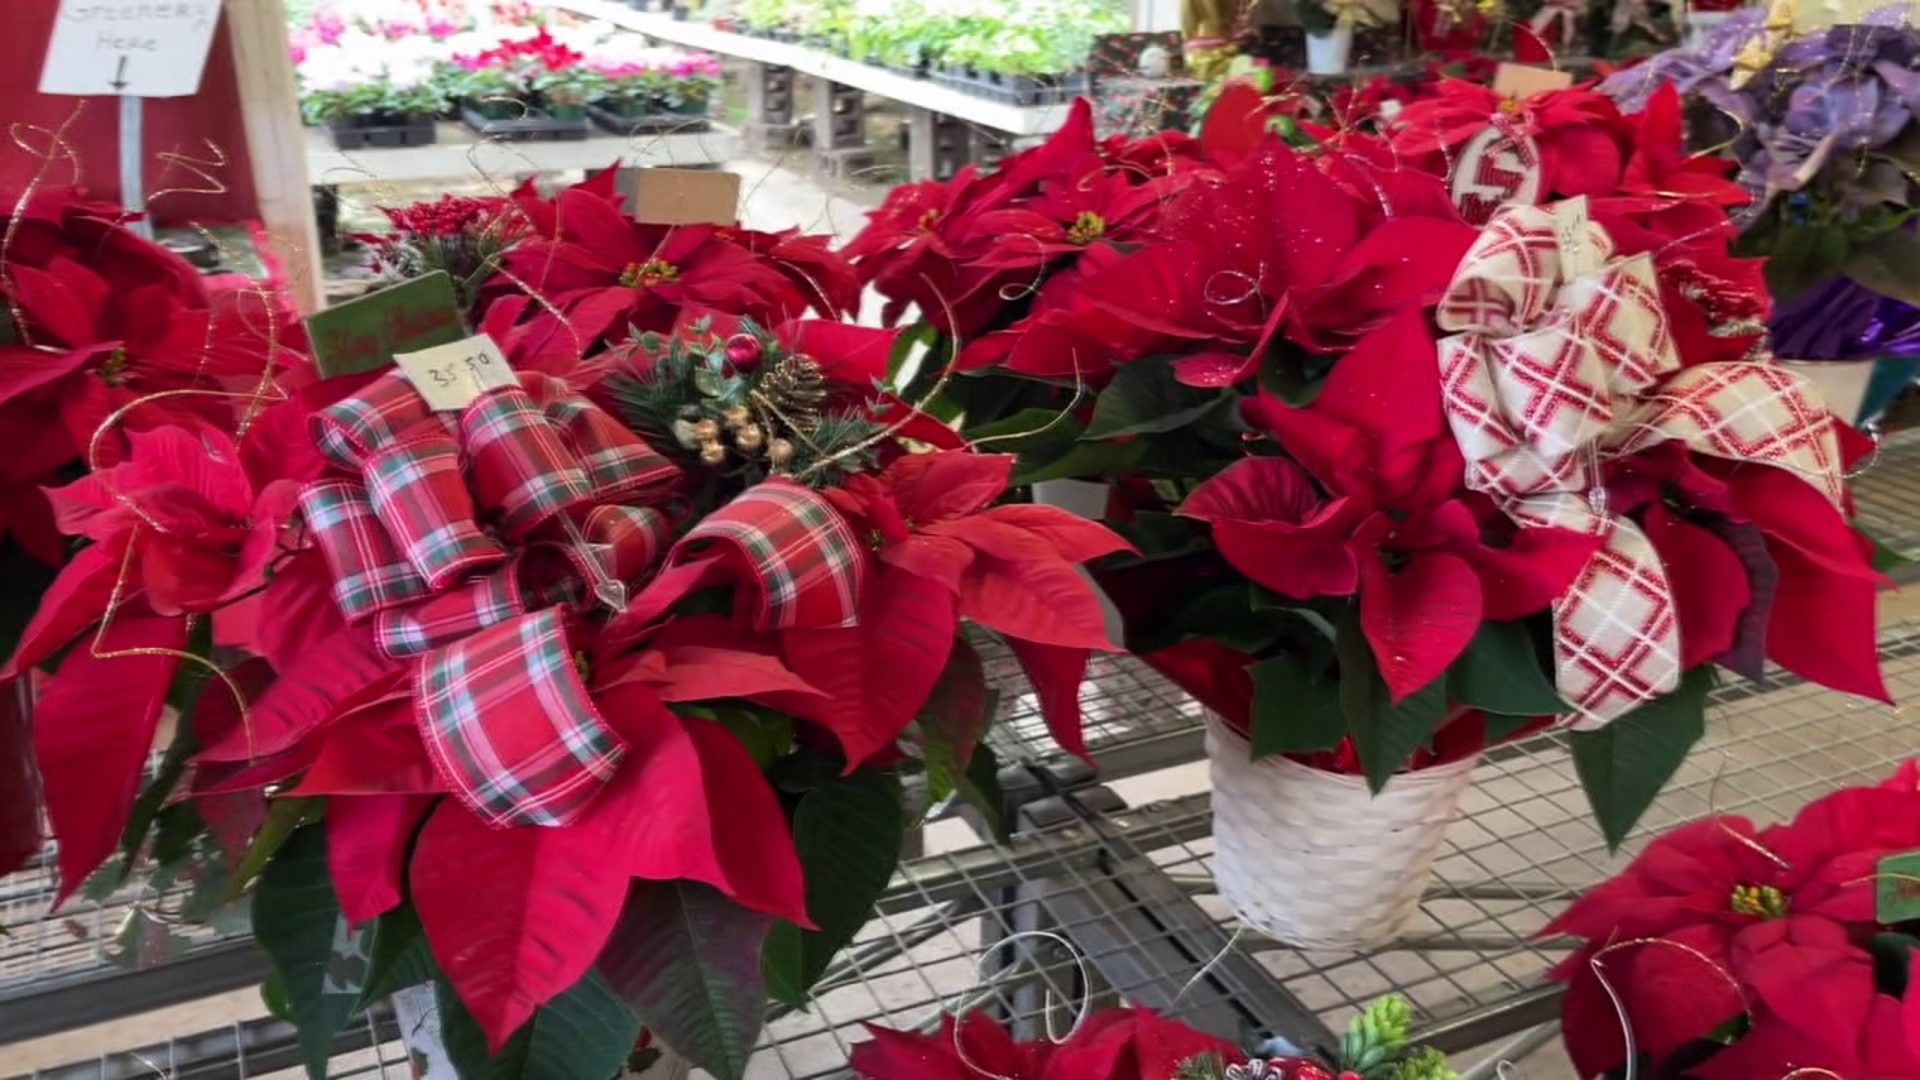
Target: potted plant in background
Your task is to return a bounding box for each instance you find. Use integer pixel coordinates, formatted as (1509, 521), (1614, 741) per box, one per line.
(534, 54), (601, 120)
(1601, 16), (1920, 426)
(1298, 0), (1397, 75)
(296, 31), (449, 148)
(658, 52), (723, 115)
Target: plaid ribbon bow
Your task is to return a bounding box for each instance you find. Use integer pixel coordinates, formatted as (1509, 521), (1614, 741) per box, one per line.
(1435, 204), (1844, 729)
(298, 369), (682, 827)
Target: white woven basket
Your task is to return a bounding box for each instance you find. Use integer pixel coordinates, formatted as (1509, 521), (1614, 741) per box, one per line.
(1205, 715), (1478, 951)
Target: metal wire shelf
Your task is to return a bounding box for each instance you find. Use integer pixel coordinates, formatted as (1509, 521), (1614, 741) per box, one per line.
(11, 622), (1918, 1079)
(1851, 425), (1920, 563)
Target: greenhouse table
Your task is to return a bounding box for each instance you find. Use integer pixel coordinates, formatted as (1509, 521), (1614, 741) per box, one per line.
(545, 0), (1073, 180)
(11, 618), (1920, 1077)
(303, 121), (742, 187)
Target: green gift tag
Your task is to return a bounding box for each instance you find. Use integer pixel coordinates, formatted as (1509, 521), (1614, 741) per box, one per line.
(304, 271), (466, 378)
(1876, 848), (1920, 923)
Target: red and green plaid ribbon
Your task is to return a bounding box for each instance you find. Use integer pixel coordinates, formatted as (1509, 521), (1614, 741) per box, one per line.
(668, 479), (868, 630)
(300, 369), (680, 828)
(415, 608), (623, 828)
(304, 371), (679, 630)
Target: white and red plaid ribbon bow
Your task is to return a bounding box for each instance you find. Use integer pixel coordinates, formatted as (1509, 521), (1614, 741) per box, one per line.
(1435, 203), (1845, 729)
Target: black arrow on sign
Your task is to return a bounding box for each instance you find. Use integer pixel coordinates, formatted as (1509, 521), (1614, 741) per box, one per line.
(108, 55), (129, 93)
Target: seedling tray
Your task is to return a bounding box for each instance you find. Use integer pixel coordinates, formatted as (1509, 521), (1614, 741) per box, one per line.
(459, 105), (591, 141)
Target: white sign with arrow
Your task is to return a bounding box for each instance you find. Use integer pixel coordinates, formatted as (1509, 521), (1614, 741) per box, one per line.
(38, 0), (221, 98)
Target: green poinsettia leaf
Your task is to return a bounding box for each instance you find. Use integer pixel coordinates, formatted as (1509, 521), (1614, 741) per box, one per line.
(1761, 221), (1850, 304)
(1858, 523), (1911, 575)
(1446, 619), (1568, 717)
(920, 640), (992, 811)
(762, 770), (905, 1007)
(358, 903), (438, 1009)
(437, 968), (641, 1080)
(1571, 667), (1715, 850)
(1247, 654), (1345, 759)
(227, 796), (324, 901)
(1335, 606), (1448, 794)
(1258, 337), (1336, 407)
(1082, 356), (1233, 440)
(959, 742), (1011, 843)
(602, 880), (769, 1080)
(1843, 226), (1920, 308)
(251, 825), (368, 1080)
(1005, 410), (1149, 485)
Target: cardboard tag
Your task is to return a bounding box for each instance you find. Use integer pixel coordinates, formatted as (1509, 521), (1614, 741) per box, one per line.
(1493, 62), (1574, 101)
(1552, 196), (1599, 277)
(395, 334), (515, 412)
(1877, 848), (1920, 924)
(40, 0), (222, 98)
(304, 271), (466, 378)
(632, 168), (742, 226)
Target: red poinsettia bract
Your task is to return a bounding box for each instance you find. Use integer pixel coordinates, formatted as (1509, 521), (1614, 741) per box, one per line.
(851, 1007), (1239, 1080)
(496, 173), (853, 348)
(2, 423), (306, 897)
(801, 451), (1133, 761)
(1180, 313), (1600, 699)
(217, 617), (821, 1047)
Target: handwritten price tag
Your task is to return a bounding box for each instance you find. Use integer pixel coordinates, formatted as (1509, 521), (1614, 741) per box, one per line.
(395, 334), (517, 412)
(1552, 196), (1599, 278)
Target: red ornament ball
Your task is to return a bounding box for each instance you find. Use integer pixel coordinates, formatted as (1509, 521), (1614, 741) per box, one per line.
(725, 333), (764, 371)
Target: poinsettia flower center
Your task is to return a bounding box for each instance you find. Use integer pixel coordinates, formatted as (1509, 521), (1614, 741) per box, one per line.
(620, 257), (680, 288)
(1728, 883), (1787, 918)
(98, 346), (131, 387)
(1067, 211), (1107, 245)
(573, 649), (591, 681)
(1497, 96), (1522, 115)
(916, 207), (940, 230)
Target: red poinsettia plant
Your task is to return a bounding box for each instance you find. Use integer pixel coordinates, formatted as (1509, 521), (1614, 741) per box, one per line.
(849, 995), (1459, 1080)
(0, 200), (1125, 1080)
(488, 166), (861, 358)
(863, 78), (1888, 845)
(0, 186), (301, 882)
(1551, 760), (1920, 1078)
(841, 97), (1220, 401)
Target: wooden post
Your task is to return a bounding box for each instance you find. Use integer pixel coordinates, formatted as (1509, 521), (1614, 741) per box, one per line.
(222, 0), (323, 313)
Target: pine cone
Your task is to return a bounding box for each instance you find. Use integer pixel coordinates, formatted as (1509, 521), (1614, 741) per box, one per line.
(757, 352), (829, 435)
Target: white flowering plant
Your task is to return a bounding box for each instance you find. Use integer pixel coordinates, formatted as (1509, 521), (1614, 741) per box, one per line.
(297, 34), (451, 123)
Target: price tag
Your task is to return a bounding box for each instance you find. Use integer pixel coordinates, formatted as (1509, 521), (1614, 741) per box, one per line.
(1492, 62), (1574, 101)
(631, 168), (742, 226)
(395, 334), (516, 412)
(1552, 196), (1599, 278)
(1878, 848), (1920, 923)
(39, 0), (222, 98)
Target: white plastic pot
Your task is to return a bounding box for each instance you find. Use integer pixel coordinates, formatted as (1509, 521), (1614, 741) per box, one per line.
(1205, 716), (1477, 950)
(1683, 8), (1735, 47)
(1305, 25), (1354, 75)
